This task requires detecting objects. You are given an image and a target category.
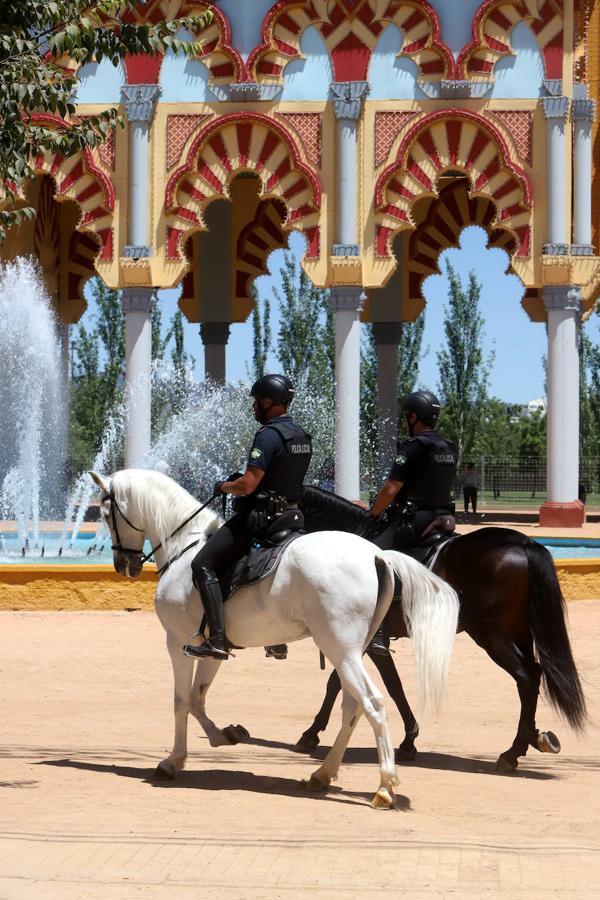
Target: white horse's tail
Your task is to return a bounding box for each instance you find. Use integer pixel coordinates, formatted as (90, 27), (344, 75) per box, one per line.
(380, 550), (459, 716)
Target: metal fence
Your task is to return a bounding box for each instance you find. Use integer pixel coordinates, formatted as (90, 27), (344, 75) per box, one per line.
(455, 457), (600, 509)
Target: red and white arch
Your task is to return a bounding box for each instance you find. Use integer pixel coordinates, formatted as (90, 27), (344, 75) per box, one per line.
(458, 0), (563, 81)
(29, 116), (116, 260)
(247, 0), (452, 83)
(374, 110), (532, 259)
(165, 113), (321, 260)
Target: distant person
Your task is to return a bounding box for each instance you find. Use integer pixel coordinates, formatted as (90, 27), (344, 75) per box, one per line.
(462, 462), (479, 514)
(579, 482), (587, 505)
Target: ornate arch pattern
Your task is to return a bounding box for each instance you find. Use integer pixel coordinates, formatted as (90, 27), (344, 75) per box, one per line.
(458, 0), (563, 81)
(120, 1), (244, 84)
(165, 113), (321, 260)
(29, 116), (115, 260)
(247, 0), (452, 83)
(235, 199), (287, 305)
(374, 110), (532, 259)
(408, 178), (518, 303)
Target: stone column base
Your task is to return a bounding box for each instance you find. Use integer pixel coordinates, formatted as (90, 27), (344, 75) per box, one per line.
(539, 501), (585, 528)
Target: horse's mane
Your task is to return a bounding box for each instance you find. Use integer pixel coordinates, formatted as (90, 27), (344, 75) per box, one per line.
(111, 469), (222, 557)
(299, 485), (379, 540)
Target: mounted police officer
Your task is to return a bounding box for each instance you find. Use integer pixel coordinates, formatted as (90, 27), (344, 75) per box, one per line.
(183, 374), (312, 661)
(367, 390), (456, 655)
(369, 390), (457, 550)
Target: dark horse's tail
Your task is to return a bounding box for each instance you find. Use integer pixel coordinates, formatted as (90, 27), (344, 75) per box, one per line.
(526, 539), (587, 731)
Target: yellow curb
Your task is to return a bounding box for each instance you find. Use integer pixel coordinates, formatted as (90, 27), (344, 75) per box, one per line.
(0, 557), (599, 609)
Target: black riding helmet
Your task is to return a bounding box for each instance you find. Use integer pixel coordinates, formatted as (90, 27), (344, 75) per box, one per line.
(402, 390), (440, 426)
(250, 374), (295, 405)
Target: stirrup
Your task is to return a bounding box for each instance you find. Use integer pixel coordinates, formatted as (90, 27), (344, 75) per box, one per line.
(183, 633), (230, 660)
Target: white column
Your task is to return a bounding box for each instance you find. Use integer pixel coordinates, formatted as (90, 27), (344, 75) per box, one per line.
(543, 286), (581, 504)
(330, 81), (369, 255)
(372, 322), (402, 467)
(200, 322), (230, 384)
(122, 288), (154, 468)
(541, 96), (570, 253)
(572, 98), (596, 253)
(330, 287), (365, 500)
(121, 84), (161, 255)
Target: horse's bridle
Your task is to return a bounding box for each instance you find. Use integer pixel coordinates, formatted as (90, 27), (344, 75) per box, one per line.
(101, 482), (220, 574)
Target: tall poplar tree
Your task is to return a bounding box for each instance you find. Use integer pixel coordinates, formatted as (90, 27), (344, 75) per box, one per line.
(436, 263), (493, 461)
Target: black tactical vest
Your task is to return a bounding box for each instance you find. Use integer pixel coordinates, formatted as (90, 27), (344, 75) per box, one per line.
(404, 432), (457, 510)
(255, 420), (312, 501)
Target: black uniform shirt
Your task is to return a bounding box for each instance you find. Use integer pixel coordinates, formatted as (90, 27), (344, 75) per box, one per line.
(389, 435), (430, 483)
(247, 415), (294, 472)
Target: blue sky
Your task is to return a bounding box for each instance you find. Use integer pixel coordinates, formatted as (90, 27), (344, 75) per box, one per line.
(82, 227), (599, 404)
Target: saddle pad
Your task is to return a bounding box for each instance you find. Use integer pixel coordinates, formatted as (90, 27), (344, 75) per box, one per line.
(222, 532), (303, 600)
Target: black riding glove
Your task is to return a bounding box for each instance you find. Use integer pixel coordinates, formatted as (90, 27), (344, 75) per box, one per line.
(213, 480), (225, 496)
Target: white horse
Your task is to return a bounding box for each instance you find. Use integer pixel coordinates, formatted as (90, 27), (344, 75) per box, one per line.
(90, 469), (459, 809)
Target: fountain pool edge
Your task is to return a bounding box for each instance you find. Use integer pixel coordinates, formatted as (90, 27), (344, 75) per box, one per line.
(0, 559), (599, 609)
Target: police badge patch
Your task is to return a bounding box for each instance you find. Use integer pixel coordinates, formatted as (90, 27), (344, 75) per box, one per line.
(395, 455), (407, 465)
(250, 448), (262, 459)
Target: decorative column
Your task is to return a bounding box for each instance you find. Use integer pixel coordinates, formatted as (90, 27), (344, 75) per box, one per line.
(539, 286), (584, 527)
(122, 288), (154, 468)
(330, 81), (369, 253)
(121, 84), (161, 255)
(200, 322), (230, 385)
(541, 96), (570, 254)
(372, 322), (403, 468)
(572, 98), (596, 254)
(330, 287), (365, 500)
(120, 85), (160, 466)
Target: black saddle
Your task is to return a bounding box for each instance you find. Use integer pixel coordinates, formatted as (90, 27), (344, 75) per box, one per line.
(220, 530), (303, 600)
(402, 515), (457, 568)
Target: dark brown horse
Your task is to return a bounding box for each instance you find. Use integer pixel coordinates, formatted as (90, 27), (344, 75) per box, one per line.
(297, 487), (587, 772)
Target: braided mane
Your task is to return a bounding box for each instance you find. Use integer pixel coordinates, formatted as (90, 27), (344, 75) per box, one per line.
(299, 485), (380, 540)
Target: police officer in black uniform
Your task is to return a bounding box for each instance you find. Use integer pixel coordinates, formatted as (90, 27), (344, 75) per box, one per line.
(369, 390), (457, 551)
(183, 374), (312, 661)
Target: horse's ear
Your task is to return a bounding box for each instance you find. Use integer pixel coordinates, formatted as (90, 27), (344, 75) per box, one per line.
(89, 471), (109, 494)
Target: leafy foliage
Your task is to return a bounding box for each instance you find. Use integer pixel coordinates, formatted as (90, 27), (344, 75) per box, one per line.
(0, 1), (212, 240)
(251, 284), (271, 380)
(437, 263), (493, 461)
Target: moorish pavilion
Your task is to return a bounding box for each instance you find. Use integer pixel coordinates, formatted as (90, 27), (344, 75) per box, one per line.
(2, 0), (600, 525)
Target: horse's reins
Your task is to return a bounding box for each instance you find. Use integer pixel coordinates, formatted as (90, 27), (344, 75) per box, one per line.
(101, 484), (219, 576)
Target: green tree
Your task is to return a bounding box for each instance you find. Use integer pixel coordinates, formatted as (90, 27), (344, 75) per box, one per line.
(273, 252), (333, 393)
(398, 312), (426, 401)
(0, 1), (212, 240)
(471, 399), (521, 458)
(436, 263), (493, 461)
(251, 284), (272, 379)
(69, 278), (124, 471)
(580, 325), (600, 458)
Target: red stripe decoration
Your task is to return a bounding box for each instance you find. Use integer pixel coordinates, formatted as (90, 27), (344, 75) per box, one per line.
(180, 180), (206, 203)
(175, 206), (200, 225)
(208, 134), (231, 171)
(407, 157), (433, 191)
(283, 178), (305, 201)
(474, 157), (500, 191)
(421, 59), (446, 74)
(75, 182), (101, 205)
(81, 207), (105, 225)
(487, 35), (510, 53)
(498, 202), (523, 220)
(167, 227), (183, 259)
(402, 9), (424, 32)
(446, 121), (462, 165)
(58, 160), (84, 194)
(288, 204), (312, 223)
(418, 130), (442, 169)
(50, 154), (64, 176)
(275, 38), (298, 55)
(381, 203), (409, 222)
(97, 228), (113, 260)
(389, 179), (415, 201)
(465, 131), (490, 169)
(210, 62), (235, 78)
(266, 157), (292, 191)
(403, 37), (427, 54)
(278, 13), (301, 36)
(257, 60), (283, 76)
(237, 123), (252, 167)
(514, 225), (530, 256)
(376, 225), (393, 257)
(304, 226), (319, 258)
(493, 178), (518, 202)
(489, 9), (512, 32)
(198, 163), (224, 193)
(255, 131), (280, 172)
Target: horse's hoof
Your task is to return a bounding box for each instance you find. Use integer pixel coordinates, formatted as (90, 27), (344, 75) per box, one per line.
(396, 744), (417, 763)
(496, 754), (517, 773)
(537, 730), (561, 754)
(223, 724), (250, 744)
(154, 763), (175, 781)
(295, 732), (320, 753)
(371, 788), (395, 810)
(301, 773), (330, 793)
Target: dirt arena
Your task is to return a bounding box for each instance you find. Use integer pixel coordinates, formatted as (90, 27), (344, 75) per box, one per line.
(0, 604), (598, 899)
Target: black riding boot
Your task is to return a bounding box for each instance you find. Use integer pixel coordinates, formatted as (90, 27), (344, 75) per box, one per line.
(368, 625), (390, 657)
(183, 568), (229, 660)
(265, 644), (288, 660)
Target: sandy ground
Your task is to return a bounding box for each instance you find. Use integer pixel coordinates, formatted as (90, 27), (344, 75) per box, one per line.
(0, 605), (599, 899)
